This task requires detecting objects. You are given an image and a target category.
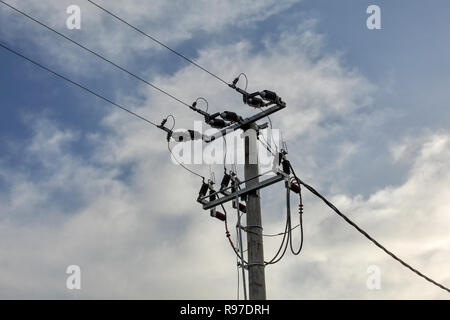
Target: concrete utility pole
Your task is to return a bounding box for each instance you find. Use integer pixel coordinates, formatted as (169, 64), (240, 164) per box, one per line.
(244, 123), (266, 300)
(193, 86), (286, 300)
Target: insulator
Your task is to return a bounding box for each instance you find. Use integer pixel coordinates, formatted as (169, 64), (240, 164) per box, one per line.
(290, 182), (300, 194)
(221, 173), (231, 189)
(260, 90), (278, 102)
(282, 159), (291, 175)
(246, 97), (264, 108)
(199, 182), (209, 197)
(210, 209), (226, 221)
(220, 111), (240, 122)
(299, 203), (304, 215)
(233, 201), (247, 213)
(209, 188), (217, 202)
(207, 118), (228, 129)
(215, 211), (226, 221)
(171, 130), (204, 142)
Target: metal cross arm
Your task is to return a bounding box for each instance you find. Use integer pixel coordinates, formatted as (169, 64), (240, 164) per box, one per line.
(198, 173), (285, 210)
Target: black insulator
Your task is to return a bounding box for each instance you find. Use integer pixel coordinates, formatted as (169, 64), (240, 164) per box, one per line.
(282, 159), (291, 175)
(260, 90), (278, 102)
(220, 111), (240, 122)
(209, 188), (217, 202)
(192, 101), (197, 108)
(290, 182), (300, 194)
(209, 112), (220, 119)
(199, 183), (209, 197)
(220, 173), (231, 189)
(247, 97), (264, 108)
(208, 118), (228, 129)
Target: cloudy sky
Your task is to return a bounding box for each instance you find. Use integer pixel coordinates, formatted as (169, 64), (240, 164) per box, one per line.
(0, 0), (449, 299)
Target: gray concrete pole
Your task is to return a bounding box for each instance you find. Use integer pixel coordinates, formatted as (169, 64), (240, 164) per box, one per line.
(244, 123), (266, 300)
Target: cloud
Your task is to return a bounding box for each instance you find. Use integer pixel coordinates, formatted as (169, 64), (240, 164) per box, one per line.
(1, 1), (449, 300)
(0, 0), (300, 76)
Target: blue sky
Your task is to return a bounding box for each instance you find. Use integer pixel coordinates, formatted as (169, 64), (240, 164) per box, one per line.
(0, 0), (449, 299)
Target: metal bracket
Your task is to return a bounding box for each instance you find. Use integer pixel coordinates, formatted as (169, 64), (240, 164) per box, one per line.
(199, 174), (284, 210)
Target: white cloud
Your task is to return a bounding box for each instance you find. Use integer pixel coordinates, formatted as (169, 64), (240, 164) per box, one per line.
(1, 1), (449, 300)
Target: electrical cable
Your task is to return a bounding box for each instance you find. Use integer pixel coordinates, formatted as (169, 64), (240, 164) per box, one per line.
(235, 191), (248, 300)
(165, 114), (207, 180)
(286, 183), (304, 255)
(258, 135), (275, 156)
(289, 163), (450, 294)
(222, 204), (241, 299)
(223, 204), (248, 265)
(263, 224), (300, 237)
(0, 41), (160, 128)
(0, 1), (192, 109)
(168, 141), (205, 181)
(266, 115), (279, 153)
(223, 136), (228, 172)
(222, 184), (293, 266)
(235, 73), (248, 91)
(86, 0), (230, 86)
(194, 97), (209, 113)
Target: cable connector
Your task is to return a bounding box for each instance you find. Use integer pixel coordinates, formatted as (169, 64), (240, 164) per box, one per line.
(205, 112), (229, 129)
(220, 111), (243, 123)
(157, 117), (174, 142)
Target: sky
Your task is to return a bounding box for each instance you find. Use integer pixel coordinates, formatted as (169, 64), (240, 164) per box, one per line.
(0, 0), (449, 299)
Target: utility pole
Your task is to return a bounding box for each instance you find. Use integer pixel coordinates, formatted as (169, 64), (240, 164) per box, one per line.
(244, 123), (266, 300)
(191, 84), (286, 300)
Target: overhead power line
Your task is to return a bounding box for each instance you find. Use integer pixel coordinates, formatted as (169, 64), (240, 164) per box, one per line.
(289, 163), (450, 294)
(0, 0), (191, 108)
(86, 0), (230, 86)
(0, 41), (159, 128)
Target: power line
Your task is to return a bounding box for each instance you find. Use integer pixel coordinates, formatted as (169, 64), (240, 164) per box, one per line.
(0, 41), (159, 128)
(0, 40), (208, 182)
(167, 141), (205, 180)
(86, 0), (230, 86)
(0, 0), (191, 108)
(289, 163), (450, 294)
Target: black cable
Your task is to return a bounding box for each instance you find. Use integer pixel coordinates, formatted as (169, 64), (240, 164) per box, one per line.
(86, 0), (230, 86)
(0, 1), (191, 108)
(263, 224), (300, 237)
(236, 73), (248, 91)
(286, 184), (303, 255)
(223, 136), (228, 172)
(264, 214), (290, 265)
(167, 141), (205, 180)
(289, 163), (450, 294)
(195, 97), (209, 113)
(266, 115), (279, 152)
(0, 41), (159, 128)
